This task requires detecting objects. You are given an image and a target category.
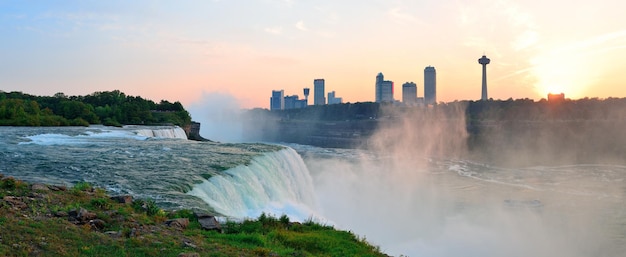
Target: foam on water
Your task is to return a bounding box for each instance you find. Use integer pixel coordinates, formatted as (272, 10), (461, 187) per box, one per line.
(188, 147), (320, 221)
(19, 126), (187, 145)
(133, 126), (188, 139)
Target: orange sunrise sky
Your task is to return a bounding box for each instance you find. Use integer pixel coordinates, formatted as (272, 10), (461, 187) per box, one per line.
(2, 0), (626, 110)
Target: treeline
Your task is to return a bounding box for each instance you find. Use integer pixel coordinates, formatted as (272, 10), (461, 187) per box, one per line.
(0, 90), (191, 127)
(261, 97), (626, 122)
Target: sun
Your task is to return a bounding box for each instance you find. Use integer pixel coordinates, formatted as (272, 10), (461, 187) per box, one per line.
(530, 52), (590, 99)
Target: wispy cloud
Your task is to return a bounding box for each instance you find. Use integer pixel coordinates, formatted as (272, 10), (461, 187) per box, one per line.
(386, 7), (419, 25)
(295, 20), (308, 31)
(264, 26), (283, 35)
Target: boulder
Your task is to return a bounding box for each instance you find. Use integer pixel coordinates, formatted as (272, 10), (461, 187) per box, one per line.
(90, 219), (106, 230)
(3, 196), (27, 210)
(48, 185), (67, 191)
(68, 208), (97, 223)
(110, 195), (133, 205)
(195, 213), (221, 232)
(165, 218), (189, 230)
(31, 183), (50, 191)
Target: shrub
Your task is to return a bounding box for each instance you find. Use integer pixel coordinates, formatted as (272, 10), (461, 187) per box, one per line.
(72, 182), (92, 192)
(90, 198), (111, 210)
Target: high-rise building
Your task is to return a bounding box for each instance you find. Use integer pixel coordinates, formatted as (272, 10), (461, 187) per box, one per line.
(327, 91), (343, 105)
(313, 79), (325, 105)
(402, 82), (417, 105)
(270, 90), (284, 110)
(424, 66), (436, 105)
(284, 95), (299, 109)
(375, 72), (394, 103)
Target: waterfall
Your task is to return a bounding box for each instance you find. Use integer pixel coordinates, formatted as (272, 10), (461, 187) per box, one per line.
(133, 126), (188, 139)
(187, 147), (319, 221)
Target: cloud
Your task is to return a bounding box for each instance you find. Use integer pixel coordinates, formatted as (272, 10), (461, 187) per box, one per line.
(295, 20), (308, 31)
(386, 7), (419, 25)
(264, 26), (283, 35)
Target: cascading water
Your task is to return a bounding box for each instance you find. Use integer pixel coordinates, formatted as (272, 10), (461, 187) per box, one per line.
(132, 126), (188, 139)
(187, 147), (320, 221)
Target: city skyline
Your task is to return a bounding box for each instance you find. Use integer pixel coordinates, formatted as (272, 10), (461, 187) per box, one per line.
(2, 1), (626, 110)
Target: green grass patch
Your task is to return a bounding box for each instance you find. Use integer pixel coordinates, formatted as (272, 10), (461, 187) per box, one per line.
(0, 176), (387, 257)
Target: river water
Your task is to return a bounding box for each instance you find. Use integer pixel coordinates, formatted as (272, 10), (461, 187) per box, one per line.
(1, 126), (625, 256)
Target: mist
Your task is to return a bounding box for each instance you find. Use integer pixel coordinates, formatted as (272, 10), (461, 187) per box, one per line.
(299, 103), (624, 256)
(188, 92), (245, 143)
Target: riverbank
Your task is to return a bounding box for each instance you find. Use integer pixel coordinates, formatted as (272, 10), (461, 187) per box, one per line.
(0, 175), (387, 257)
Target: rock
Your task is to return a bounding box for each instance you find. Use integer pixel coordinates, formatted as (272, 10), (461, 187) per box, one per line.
(182, 239), (197, 249)
(178, 253), (200, 257)
(3, 196), (27, 210)
(48, 185), (67, 191)
(165, 218), (189, 230)
(104, 231), (121, 238)
(78, 208), (97, 221)
(90, 219), (106, 230)
(195, 212), (221, 232)
(110, 195), (133, 205)
(31, 183), (50, 191)
(68, 208), (97, 223)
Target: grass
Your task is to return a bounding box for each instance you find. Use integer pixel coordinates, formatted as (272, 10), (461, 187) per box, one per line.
(0, 175), (388, 257)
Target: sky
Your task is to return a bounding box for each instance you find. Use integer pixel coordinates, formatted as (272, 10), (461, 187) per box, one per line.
(1, 0), (626, 109)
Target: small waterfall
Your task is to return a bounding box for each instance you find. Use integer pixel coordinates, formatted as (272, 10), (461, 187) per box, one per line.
(188, 147), (319, 221)
(133, 126), (188, 139)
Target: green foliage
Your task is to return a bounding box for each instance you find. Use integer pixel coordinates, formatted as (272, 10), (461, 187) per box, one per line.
(169, 209), (197, 222)
(0, 176), (27, 192)
(132, 199), (163, 217)
(0, 90), (192, 127)
(72, 182), (92, 192)
(89, 198), (112, 210)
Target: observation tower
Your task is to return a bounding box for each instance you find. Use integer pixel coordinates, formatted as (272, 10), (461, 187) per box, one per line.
(478, 55), (490, 101)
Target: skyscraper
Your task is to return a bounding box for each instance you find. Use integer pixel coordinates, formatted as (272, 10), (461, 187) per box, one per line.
(424, 66), (436, 105)
(270, 90), (284, 110)
(478, 55), (490, 101)
(313, 79), (325, 105)
(375, 72), (394, 103)
(402, 82), (417, 105)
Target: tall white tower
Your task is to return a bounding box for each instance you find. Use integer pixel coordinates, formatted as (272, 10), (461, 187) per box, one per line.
(478, 55), (490, 101)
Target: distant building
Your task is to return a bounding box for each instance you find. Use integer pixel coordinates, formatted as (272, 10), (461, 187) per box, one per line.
(402, 82), (417, 105)
(548, 93), (565, 102)
(327, 91), (343, 105)
(270, 90), (284, 110)
(424, 66), (436, 105)
(314, 79), (325, 105)
(284, 95), (299, 109)
(478, 55), (491, 101)
(375, 72), (394, 103)
(303, 88), (310, 106)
